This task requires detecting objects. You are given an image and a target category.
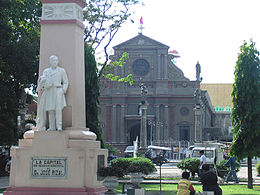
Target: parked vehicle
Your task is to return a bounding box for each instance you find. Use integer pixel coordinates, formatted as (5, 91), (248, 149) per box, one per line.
(191, 142), (225, 165)
(185, 145), (194, 158)
(0, 146), (10, 176)
(107, 155), (117, 163)
(124, 146), (134, 157)
(145, 145), (171, 165)
(5, 159), (11, 174)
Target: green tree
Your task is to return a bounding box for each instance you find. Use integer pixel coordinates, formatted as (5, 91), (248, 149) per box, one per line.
(0, 0), (41, 145)
(230, 40), (260, 189)
(84, 0), (138, 146)
(84, 43), (104, 147)
(84, 0), (140, 77)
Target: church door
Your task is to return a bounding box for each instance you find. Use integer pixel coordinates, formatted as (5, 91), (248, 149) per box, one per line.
(179, 126), (190, 141)
(128, 123), (140, 145)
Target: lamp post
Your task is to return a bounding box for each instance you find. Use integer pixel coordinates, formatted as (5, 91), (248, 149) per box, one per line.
(148, 120), (155, 145)
(194, 88), (202, 142)
(156, 121), (166, 146)
(139, 83), (148, 148)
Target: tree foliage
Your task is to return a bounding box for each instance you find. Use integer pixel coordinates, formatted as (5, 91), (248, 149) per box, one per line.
(230, 40), (260, 188)
(83, 0), (140, 78)
(0, 0), (41, 145)
(230, 40), (260, 158)
(84, 43), (104, 147)
(0, 0), (138, 145)
(100, 51), (133, 87)
(84, 0), (138, 146)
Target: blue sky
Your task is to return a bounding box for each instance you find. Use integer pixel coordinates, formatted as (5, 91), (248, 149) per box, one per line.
(110, 0), (260, 83)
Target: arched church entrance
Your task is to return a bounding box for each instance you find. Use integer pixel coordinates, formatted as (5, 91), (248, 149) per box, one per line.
(128, 123), (140, 145)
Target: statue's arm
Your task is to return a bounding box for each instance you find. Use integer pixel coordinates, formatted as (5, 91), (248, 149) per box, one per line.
(62, 69), (69, 93)
(36, 75), (46, 92)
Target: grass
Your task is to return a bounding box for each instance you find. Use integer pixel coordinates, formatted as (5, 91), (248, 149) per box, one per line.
(1, 184), (260, 194)
(115, 184), (260, 195)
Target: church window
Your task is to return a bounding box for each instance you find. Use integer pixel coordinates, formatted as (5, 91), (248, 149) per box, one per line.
(132, 59), (150, 76)
(180, 107), (189, 116)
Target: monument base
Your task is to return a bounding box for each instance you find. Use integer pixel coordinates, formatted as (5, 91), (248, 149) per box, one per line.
(4, 186), (106, 195)
(127, 188), (145, 195)
(4, 130), (108, 195)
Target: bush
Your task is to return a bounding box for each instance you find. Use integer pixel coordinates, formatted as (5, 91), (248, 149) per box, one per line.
(110, 158), (132, 174)
(104, 143), (119, 155)
(215, 160), (229, 178)
(215, 159), (240, 178)
(256, 160), (260, 175)
(216, 159), (240, 172)
(127, 158), (156, 175)
(110, 157), (156, 175)
(177, 158), (200, 176)
(97, 166), (124, 177)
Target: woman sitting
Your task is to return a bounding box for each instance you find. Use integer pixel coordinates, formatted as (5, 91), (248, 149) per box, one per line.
(177, 171), (195, 195)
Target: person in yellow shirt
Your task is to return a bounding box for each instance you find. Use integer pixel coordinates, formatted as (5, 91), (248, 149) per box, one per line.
(177, 172), (195, 195)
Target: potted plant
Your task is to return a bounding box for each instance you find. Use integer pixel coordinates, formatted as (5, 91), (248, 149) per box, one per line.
(110, 157), (132, 175)
(216, 159), (240, 178)
(126, 158), (156, 188)
(97, 166), (124, 194)
(177, 158), (200, 177)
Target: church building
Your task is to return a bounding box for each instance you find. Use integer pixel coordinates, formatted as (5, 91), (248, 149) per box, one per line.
(98, 33), (220, 150)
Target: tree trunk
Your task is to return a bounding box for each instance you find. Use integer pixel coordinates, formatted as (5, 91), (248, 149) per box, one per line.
(248, 156), (253, 189)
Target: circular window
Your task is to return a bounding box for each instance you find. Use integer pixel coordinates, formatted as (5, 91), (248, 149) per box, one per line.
(180, 107), (189, 116)
(132, 59), (150, 76)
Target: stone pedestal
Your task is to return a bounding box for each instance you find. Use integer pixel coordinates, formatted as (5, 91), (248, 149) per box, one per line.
(194, 107), (202, 142)
(127, 188), (145, 195)
(4, 131), (108, 195)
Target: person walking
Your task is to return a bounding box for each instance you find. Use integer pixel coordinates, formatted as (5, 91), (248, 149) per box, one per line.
(177, 172), (195, 195)
(225, 156), (239, 183)
(198, 150), (206, 181)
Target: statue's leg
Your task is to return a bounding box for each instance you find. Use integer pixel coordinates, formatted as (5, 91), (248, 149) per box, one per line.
(48, 110), (56, 131)
(56, 108), (62, 131)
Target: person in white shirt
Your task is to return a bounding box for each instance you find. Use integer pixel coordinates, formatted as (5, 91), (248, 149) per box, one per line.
(198, 150), (206, 181)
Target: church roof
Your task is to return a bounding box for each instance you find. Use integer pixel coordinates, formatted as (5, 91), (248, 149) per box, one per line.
(113, 34), (169, 49)
(200, 83), (233, 108)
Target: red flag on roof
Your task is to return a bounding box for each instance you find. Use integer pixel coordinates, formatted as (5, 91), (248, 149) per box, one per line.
(140, 16), (143, 25)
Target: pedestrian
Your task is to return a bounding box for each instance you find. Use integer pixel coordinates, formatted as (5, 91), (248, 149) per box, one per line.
(177, 171), (195, 195)
(198, 150), (206, 181)
(201, 164), (222, 195)
(225, 156), (239, 183)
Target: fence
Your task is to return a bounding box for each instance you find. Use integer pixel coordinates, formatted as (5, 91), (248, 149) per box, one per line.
(151, 139), (194, 160)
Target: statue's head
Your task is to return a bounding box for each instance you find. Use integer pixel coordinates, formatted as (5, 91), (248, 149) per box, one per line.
(49, 55), (59, 68)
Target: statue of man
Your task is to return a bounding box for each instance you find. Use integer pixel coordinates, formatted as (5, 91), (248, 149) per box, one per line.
(196, 61), (201, 81)
(36, 55), (69, 131)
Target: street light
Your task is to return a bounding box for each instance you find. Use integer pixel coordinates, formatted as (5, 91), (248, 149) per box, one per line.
(156, 121), (166, 145)
(139, 82), (148, 148)
(148, 120), (155, 145)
